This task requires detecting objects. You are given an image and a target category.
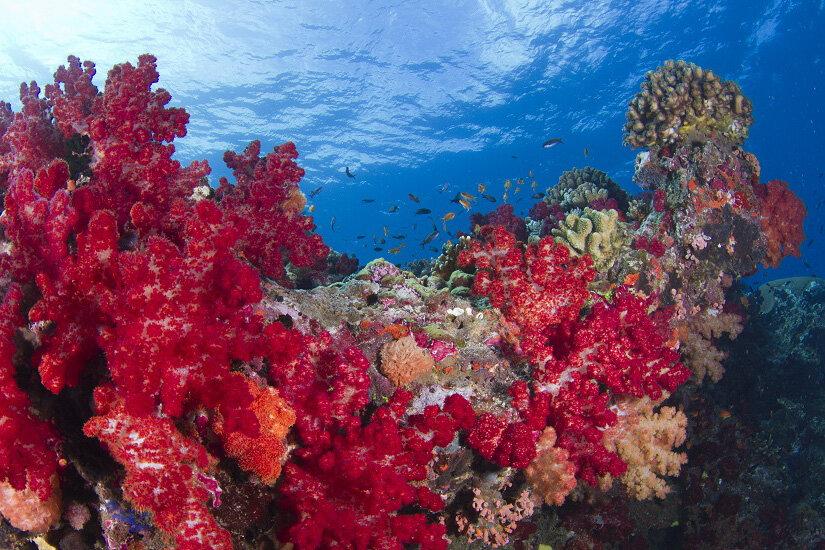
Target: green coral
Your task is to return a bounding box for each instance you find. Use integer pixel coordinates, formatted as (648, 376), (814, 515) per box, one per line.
(552, 207), (628, 271)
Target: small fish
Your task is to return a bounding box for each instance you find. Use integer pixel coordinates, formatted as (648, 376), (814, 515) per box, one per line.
(356, 235), (366, 239)
(345, 167), (356, 178)
(532, 192), (545, 199)
(458, 199), (471, 211)
(373, 247), (382, 251)
(330, 216), (336, 231)
(409, 193), (420, 203)
(392, 234), (405, 239)
(388, 247), (402, 254)
(361, 198), (375, 203)
(441, 211), (455, 231)
(460, 192), (475, 201)
(511, 155), (518, 159)
(422, 227), (439, 245)
(388, 205), (399, 213)
(531, 179), (537, 190)
(439, 181), (451, 193)
(481, 193), (497, 202)
(307, 204), (316, 212)
(584, 147), (589, 158)
(808, 239), (814, 247)
(378, 238), (386, 244)
(805, 261), (812, 269)
(542, 138), (563, 148)
(517, 178), (523, 186)
(503, 192), (508, 202)
(504, 179), (511, 191)
(514, 186), (521, 194)
(449, 192), (463, 204)
(415, 208), (432, 215)
(383, 226), (389, 237)
(309, 186), (323, 198)
(718, 409), (732, 419)
(529, 170), (533, 178)
(478, 183), (486, 193)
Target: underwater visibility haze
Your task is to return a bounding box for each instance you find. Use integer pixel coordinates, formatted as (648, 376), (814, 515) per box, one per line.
(0, 1), (824, 548)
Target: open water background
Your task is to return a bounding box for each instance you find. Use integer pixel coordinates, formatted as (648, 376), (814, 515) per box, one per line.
(1, 0), (822, 282)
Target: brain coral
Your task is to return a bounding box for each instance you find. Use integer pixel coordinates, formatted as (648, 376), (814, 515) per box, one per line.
(623, 60), (754, 149)
(379, 334), (435, 387)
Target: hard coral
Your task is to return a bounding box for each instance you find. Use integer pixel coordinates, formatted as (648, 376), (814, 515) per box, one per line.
(624, 60), (753, 149)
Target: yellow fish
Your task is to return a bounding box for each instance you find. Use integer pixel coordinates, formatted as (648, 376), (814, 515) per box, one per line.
(478, 182), (486, 193)
(460, 192), (475, 201)
(504, 179), (511, 190)
(458, 199), (471, 211)
(307, 204), (316, 212)
(441, 212), (455, 222)
(383, 225), (389, 237)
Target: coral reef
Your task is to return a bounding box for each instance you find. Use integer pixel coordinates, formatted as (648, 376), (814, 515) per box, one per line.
(0, 55), (815, 549)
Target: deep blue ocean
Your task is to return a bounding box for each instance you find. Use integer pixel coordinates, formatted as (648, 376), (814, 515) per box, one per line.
(1, 0), (822, 284)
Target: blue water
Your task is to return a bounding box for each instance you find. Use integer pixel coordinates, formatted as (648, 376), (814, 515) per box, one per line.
(1, 0), (822, 282)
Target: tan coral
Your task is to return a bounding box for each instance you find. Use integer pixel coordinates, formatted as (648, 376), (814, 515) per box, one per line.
(600, 397), (688, 500)
(623, 60), (754, 149)
(379, 334), (434, 387)
(677, 309), (744, 383)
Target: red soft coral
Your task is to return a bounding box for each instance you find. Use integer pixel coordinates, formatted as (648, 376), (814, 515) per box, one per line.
(458, 224), (594, 365)
(752, 179), (806, 268)
(0, 285), (62, 505)
(217, 140), (329, 286)
(83, 386), (233, 550)
(278, 389), (449, 550)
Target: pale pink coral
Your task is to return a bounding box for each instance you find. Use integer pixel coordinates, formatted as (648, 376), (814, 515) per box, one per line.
(0, 474), (61, 533)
